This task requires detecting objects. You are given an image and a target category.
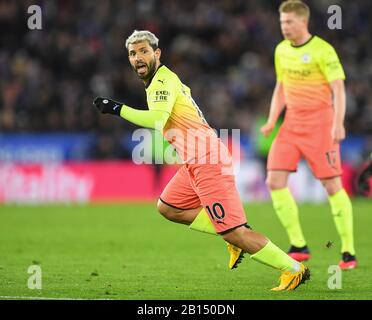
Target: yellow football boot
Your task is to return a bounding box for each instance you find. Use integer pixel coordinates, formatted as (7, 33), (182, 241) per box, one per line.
(271, 264), (310, 291)
(226, 242), (245, 270)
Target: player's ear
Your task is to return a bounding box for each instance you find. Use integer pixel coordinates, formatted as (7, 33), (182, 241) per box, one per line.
(302, 16), (309, 26)
(155, 48), (161, 60)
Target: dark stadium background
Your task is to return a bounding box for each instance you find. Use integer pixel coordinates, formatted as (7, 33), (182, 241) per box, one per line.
(1, 0), (371, 203)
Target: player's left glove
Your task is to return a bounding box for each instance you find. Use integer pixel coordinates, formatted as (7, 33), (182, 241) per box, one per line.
(93, 97), (124, 116)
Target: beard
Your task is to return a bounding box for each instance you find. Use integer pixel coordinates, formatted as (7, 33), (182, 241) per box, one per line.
(132, 58), (157, 81)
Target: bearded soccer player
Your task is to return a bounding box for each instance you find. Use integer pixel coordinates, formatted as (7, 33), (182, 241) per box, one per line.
(93, 30), (310, 291)
(261, 1), (356, 269)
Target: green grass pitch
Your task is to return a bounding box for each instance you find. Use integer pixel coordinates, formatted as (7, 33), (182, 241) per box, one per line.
(0, 200), (371, 300)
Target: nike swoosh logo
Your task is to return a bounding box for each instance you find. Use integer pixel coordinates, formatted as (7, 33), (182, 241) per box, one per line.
(113, 104), (120, 110)
(158, 79), (164, 84)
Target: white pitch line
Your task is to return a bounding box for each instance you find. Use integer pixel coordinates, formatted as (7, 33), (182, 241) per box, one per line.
(0, 296), (113, 300)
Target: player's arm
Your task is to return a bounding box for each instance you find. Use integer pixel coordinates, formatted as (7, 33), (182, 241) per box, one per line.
(260, 81), (285, 137)
(121, 106), (170, 130)
(319, 43), (347, 144)
(93, 76), (178, 130)
(330, 79), (346, 144)
(93, 97), (170, 130)
(261, 45), (285, 137)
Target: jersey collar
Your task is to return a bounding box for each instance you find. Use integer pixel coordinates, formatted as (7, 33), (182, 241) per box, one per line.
(145, 64), (164, 89)
(290, 35), (314, 48)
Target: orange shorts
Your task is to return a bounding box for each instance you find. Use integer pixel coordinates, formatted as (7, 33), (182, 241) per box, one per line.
(159, 163), (247, 234)
(268, 121), (342, 179)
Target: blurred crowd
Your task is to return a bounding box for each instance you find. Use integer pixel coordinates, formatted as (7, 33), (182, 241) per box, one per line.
(0, 0), (372, 160)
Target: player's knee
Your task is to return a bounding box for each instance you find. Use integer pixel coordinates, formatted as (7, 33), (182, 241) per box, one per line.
(221, 225), (246, 243)
(157, 200), (177, 220)
(157, 200), (169, 216)
(320, 178), (341, 196)
(221, 231), (237, 244)
(266, 175), (285, 190)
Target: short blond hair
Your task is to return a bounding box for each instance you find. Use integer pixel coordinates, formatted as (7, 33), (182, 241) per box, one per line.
(279, 0), (310, 19)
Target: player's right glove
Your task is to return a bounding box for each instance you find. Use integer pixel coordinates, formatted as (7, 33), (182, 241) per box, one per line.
(93, 97), (124, 116)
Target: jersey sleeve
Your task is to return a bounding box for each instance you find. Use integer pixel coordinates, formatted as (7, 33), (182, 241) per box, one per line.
(147, 74), (179, 114)
(318, 44), (346, 82)
(274, 45), (283, 82)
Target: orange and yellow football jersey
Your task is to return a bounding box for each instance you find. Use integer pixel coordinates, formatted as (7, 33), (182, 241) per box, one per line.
(275, 35), (345, 124)
(145, 65), (228, 164)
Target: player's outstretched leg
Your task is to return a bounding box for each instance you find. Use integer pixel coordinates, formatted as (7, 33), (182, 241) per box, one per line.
(222, 225), (310, 291)
(157, 200), (244, 269)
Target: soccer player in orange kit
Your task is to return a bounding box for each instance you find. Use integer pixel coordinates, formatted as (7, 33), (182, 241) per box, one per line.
(261, 0), (356, 269)
(93, 29), (310, 291)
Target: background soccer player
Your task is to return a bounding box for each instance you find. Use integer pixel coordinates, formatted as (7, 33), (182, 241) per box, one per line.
(94, 30), (310, 291)
(261, 0), (356, 269)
